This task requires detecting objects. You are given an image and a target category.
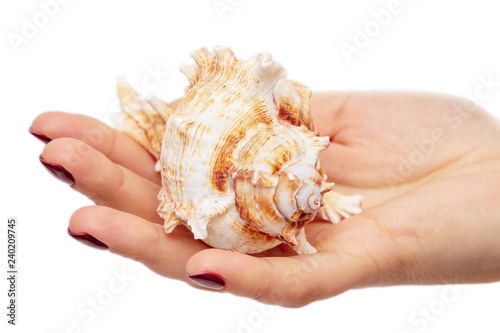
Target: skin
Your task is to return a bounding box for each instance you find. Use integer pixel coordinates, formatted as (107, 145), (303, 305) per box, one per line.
(31, 91), (500, 307)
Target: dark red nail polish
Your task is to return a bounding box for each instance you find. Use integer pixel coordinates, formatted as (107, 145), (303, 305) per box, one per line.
(39, 156), (75, 185)
(68, 228), (108, 250)
(29, 129), (51, 144)
(188, 273), (225, 290)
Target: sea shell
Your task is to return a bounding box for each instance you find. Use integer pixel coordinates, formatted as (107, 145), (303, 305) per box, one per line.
(117, 47), (362, 254)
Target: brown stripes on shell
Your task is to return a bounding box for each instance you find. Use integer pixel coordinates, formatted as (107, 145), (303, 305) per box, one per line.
(277, 102), (301, 127)
(235, 128), (298, 176)
(271, 145), (292, 173)
(166, 115), (197, 202)
(210, 101), (273, 192)
(275, 80), (315, 131)
(212, 132), (241, 192)
(184, 47), (287, 194)
(290, 211), (314, 225)
(232, 216), (279, 245)
(234, 184), (279, 227)
(276, 99), (314, 130)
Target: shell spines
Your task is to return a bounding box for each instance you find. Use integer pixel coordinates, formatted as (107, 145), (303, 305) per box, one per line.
(117, 78), (174, 160)
(118, 47), (363, 255)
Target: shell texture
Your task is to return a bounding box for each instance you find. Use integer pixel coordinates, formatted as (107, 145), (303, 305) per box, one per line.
(118, 47), (363, 254)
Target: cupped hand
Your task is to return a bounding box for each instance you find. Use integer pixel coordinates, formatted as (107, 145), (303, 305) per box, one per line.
(30, 91), (500, 307)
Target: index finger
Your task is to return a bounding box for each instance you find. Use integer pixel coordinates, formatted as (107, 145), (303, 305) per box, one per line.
(30, 111), (160, 183)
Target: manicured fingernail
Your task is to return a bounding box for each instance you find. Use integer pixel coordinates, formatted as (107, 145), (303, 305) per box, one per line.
(188, 273), (226, 290)
(29, 129), (51, 144)
(39, 156), (75, 185)
(68, 228), (109, 250)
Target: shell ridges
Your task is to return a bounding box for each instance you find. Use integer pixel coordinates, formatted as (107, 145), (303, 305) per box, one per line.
(117, 46), (363, 255)
(317, 192), (364, 224)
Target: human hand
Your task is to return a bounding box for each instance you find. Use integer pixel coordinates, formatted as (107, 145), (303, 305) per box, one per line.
(30, 91), (500, 307)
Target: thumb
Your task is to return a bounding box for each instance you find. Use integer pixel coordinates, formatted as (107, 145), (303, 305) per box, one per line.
(185, 248), (365, 308)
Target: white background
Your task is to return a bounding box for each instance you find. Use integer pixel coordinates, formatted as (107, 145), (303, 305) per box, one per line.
(1, 0), (500, 332)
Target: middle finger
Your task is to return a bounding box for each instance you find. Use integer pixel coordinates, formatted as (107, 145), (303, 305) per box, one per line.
(40, 137), (163, 224)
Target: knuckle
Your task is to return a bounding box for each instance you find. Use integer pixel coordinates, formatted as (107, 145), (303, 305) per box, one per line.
(87, 193), (113, 207)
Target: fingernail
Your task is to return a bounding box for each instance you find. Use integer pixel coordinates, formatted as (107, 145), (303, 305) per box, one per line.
(29, 129), (51, 144)
(68, 228), (109, 250)
(188, 273), (226, 290)
(39, 155), (75, 185)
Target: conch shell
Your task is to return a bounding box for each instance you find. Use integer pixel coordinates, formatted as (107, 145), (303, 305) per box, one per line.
(117, 47), (362, 254)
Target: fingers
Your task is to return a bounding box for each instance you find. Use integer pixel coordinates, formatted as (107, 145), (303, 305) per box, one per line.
(309, 91), (352, 137)
(186, 250), (348, 307)
(69, 206), (209, 280)
(30, 111), (160, 183)
(41, 137), (163, 223)
(184, 226), (377, 307)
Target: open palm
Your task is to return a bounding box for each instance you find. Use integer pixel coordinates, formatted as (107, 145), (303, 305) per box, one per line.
(31, 91), (500, 307)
